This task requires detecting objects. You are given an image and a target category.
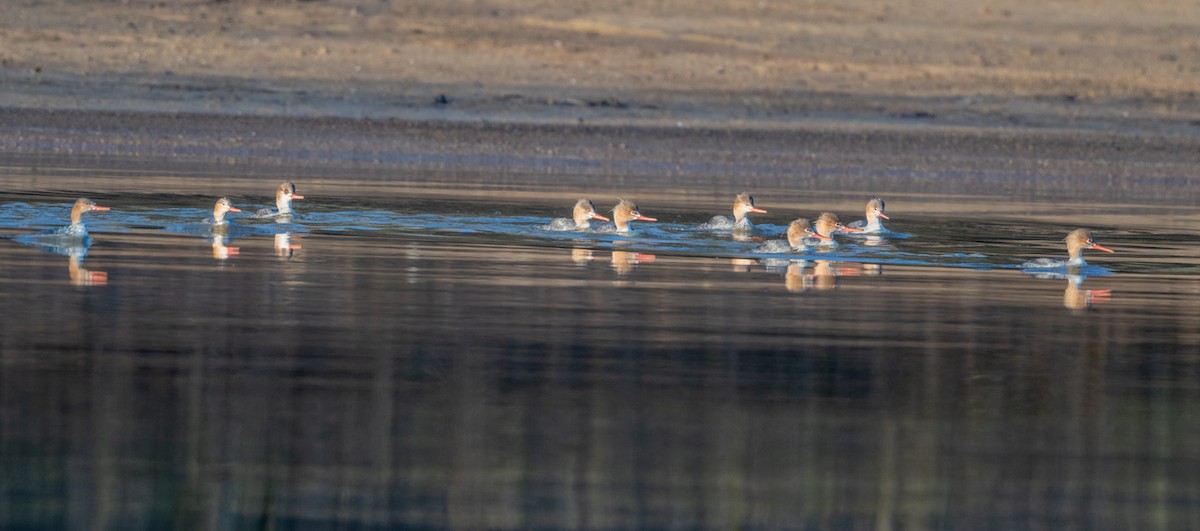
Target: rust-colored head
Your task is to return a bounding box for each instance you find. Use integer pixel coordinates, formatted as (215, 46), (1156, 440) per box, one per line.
(70, 198), (110, 225)
(732, 192), (767, 222)
(213, 197), (242, 222)
(275, 181), (304, 213)
(1065, 228), (1114, 262)
(786, 218), (822, 249)
(612, 199), (656, 231)
(572, 199), (609, 228)
(866, 197), (888, 222)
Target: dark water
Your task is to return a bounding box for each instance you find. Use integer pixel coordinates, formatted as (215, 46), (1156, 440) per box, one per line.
(2, 118), (1200, 529)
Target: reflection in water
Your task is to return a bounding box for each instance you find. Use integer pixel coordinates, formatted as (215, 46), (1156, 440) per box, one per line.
(782, 260), (865, 292)
(68, 254), (107, 286)
(784, 260), (811, 292)
(570, 247), (594, 265)
(2, 223), (1200, 529)
(1060, 272), (1113, 311)
(730, 257), (757, 272)
(1024, 269), (1115, 311)
(810, 260), (841, 290)
(731, 230), (765, 243)
(5, 115), (1200, 528)
(610, 250), (655, 275)
(274, 232), (302, 258)
(861, 263), (884, 276)
(1064, 274), (1113, 311)
(211, 233), (240, 260)
(859, 234), (888, 247)
(13, 227), (108, 287)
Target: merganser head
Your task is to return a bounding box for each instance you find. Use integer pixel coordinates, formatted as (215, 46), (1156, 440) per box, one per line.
(1065, 228), (1114, 263)
(786, 218), (827, 249)
(732, 192), (767, 223)
(866, 197), (889, 223)
(213, 197), (242, 223)
(815, 211), (863, 238)
(572, 199), (609, 229)
(70, 198), (110, 226)
(275, 181), (304, 214)
(612, 199), (656, 232)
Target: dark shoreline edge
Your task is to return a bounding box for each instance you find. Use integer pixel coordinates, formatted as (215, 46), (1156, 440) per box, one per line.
(0, 106), (1197, 206)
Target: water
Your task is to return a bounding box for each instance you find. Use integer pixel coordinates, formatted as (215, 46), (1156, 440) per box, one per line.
(1, 118), (1200, 529)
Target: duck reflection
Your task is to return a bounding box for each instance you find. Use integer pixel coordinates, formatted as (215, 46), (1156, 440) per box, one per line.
(730, 257), (757, 272)
(68, 253), (107, 286)
(860, 263), (884, 276)
(611, 250), (655, 275)
(1024, 269), (1113, 311)
(12, 201), (109, 286)
(211, 232), (240, 260)
(784, 260), (860, 292)
(859, 234), (888, 247)
(274, 232), (302, 258)
(571, 247), (595, 265)
(732, 231), (765, 243)
(1063, 274), (1112, 310)
(811, 260), (843, 290)
(18, 240), (107, 286)
(784, 261), (811, 292)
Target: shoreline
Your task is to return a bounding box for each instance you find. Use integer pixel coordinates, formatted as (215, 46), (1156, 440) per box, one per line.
(2, 0), (1198, 137)
(0, 106), (1196, 209)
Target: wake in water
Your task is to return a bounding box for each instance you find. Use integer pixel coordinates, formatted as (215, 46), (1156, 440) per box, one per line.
(1020, 228), (1115, 274)
(542, 199), (610, 231)
(0, 198), (1136, 276)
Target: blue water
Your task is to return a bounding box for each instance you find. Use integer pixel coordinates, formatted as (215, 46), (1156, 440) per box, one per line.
(2, 198), (1151, 279)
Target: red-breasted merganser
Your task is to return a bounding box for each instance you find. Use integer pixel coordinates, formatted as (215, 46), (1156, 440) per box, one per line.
(1022, 228), (1114, 268)
(207, 197), (242, 226)
(813, 212), (862, 245)
(546, 199), (611, 230)
(612, 199), (657, 233)
(254, 182), (304, 218)
(847, 197), (890, 234)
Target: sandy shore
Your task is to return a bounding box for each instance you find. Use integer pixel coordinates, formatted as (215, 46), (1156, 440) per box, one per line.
(2, 0), (1198, 133)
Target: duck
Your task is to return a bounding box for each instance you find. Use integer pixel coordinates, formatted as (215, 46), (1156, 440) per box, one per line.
(702, 192), (768, 230)
(786, 217), (831, 250)
(546, 199), (611, 230)
(813, 212), (862, 245)
(1022, 228), (1114, 269)
(611, 199), (657, 233)
(254, 182), (304, 218)
(45, 198), (111, 238)
(206, 197), (242, 226)
(847, 197), (890, 234)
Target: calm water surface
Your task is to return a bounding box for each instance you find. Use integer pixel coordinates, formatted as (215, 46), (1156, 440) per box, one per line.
(1, 133), (1200, 529)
